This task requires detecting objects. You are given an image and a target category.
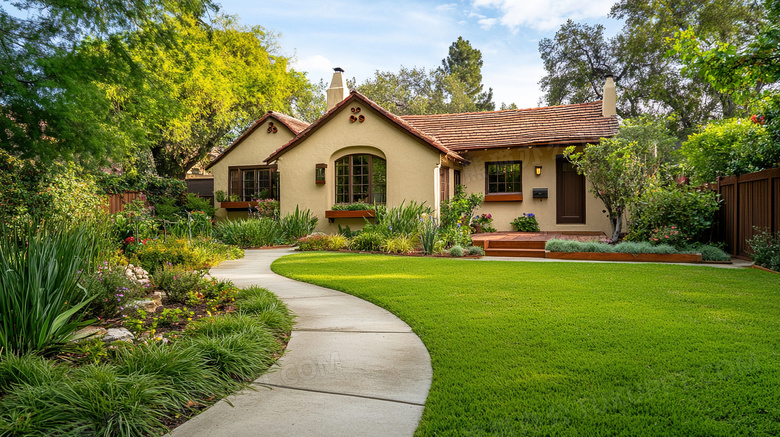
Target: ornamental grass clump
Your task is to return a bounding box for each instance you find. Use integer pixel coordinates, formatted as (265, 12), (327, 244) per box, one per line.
(0, 353), (65, 395)
(449, 245), (465, 257)
(214, 218), (284, 248)
(419, 215), (439, 255)
(381, 235), (418, 254)
(0, 222), (101, 355)
(236, 286), (294, 333)
(544, 239), (585, 252)
(279, 206), (318, 243)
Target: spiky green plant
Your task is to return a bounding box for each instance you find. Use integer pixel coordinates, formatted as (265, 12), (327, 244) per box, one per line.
(0, 222), (101, 355)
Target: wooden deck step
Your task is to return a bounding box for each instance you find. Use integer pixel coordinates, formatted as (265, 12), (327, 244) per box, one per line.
(484, 240), (546, 250)
(484, 248), (547, 258)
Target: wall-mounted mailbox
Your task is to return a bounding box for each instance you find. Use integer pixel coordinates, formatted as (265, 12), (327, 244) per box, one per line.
(532, 188), (548, 199)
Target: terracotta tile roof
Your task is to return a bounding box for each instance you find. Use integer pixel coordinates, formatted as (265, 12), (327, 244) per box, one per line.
(265, 91), (470, 164)
(399, 101), (619, 151)
(205, 111), (309, 170)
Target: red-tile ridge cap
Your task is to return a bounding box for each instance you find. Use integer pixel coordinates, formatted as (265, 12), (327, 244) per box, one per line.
(205, 111), (309, 170)
(265, 91), (469, 164)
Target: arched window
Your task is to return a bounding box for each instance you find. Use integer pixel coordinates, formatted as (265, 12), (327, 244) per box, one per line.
(335, 154), (386, 205)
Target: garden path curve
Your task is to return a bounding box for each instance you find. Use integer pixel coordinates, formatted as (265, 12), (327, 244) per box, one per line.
(169, 248), (432, 437)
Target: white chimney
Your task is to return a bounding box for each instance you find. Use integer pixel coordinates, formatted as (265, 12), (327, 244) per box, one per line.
(602, 75), (616, 117)
(327, 68), (349, 111)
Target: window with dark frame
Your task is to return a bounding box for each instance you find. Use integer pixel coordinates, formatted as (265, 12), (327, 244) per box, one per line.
(228, 166), (279, 201)
(454, 169), (461, 187)
(485, 161), (522, 194)
(335, 154), (386, 205)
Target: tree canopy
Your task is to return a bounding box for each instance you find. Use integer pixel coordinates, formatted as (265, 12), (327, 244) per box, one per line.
(539, 0), (766, 137)
(352, 37), (495, 115)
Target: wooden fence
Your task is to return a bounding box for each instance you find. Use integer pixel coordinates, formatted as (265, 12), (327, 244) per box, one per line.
(186, 178), (214, 203)
(717, 167), (780, 257)
(105, 191), (145, 215)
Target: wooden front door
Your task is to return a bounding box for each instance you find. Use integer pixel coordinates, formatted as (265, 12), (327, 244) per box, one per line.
(556, 156), (585, 224)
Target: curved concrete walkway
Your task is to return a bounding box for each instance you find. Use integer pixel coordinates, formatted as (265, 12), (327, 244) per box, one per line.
(170, 248), (432, 437)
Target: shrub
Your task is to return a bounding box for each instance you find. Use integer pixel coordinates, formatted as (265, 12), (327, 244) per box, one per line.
(627, 183), (719, 245)
(449, 245), (465, 257)
(133, 238), (210, 273)
(381, 235), (418, 254)
(544, 239), (584, 252)
(81, 265), (145, 321)
(214, 218), (284, 248)
(330, 202), (376, 211)
(186, 193), (216, 218)
(297, 233), (330, 251)
(612, 241), (655, 254)
(471, 213), (496, 233)
(511, 213), (540, 232)
(250, 199), (279, 219)
(693, 244), (731, 262)
(747, 229), (780, 271)
(327, 234), (349, 250)
(467, 246), (485, 256)
(350, 227), (386, 251)
(649, 225), (689, 248)
(439, 225), (471, 248)
(279, 207), (318, 243)
(0, 222), (101, 355)
(419, 215), (439, 255)
(150, 265), (205, 304)
(440, 185), (484, 228)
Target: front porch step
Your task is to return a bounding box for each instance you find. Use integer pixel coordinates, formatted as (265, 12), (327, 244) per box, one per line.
(484, 248), (547, 258)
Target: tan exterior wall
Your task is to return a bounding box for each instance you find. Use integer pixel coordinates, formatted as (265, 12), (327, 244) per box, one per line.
(274, 103), (442, 233)
(209, 120), (296, 221)
(459, 146), (612, 235)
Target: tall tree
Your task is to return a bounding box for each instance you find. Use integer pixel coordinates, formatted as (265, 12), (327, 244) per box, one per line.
(353, 36), (495, 115)
(111, 15), (318, 178)
(0, 0), (216, 165)
(539, 0), (766, 137)
(440, 36), (495, 111)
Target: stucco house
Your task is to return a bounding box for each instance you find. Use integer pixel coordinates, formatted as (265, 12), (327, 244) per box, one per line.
(206, 70), (619, 234)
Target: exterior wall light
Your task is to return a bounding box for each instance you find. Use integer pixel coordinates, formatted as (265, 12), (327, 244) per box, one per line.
(535, 165), (542, 176)
(316, 163), (327, 184)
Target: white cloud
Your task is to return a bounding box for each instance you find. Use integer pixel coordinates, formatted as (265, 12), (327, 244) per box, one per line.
(471, 0), (614, 31)
(435, 3), (458, 12)
(478, 18), (497, 30)
(293, 55), (334, 81)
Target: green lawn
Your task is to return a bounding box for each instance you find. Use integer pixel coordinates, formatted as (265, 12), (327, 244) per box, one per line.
(272, 253), (780, 436)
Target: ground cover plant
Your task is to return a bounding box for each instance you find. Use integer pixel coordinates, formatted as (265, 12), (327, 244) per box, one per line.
(545, 239), (731, 261)
(273, 253), (780, 436)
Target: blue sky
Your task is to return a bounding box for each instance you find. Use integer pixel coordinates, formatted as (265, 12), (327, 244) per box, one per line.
(217, 0), (623, 109)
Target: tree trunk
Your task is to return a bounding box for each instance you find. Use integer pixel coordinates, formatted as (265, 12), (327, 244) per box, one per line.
(611, 213), (623, 242)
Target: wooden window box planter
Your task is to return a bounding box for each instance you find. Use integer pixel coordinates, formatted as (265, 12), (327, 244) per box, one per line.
(325, 210), (377, 223)
(220, 201), (258, 210)
(484, 194), (523, 202)
(545, 251), (702, 263)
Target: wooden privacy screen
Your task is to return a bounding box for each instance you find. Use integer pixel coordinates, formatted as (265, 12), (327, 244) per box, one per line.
(717, 167), (780, 257)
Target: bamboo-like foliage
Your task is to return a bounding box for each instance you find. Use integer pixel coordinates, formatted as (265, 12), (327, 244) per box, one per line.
(0, 223), (100, 355)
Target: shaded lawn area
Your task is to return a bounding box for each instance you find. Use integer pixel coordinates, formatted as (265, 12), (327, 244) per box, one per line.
(272, 253), (780, 436)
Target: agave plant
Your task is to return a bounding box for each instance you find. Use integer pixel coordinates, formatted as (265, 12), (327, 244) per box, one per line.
(0, 222), (101, 355)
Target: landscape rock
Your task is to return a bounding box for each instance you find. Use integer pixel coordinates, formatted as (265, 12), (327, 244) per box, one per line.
(70, 326), (108, 343)
(103, 328), (135, 343)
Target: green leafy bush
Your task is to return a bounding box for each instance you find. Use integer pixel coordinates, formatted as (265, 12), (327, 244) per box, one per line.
(297, 233), (330, 251)
(330, 202), (376, 211)
(80, 264), (146, 320)
(440, 185), (484, 228)
(511, 213), (540, 232)
(0, 223), (101, 355)
(627, 183), (719, 245)
(150, 265), (205, 304)
(350, 225), (386, 251)
(649, 225), (689, 248)
(186, 193), (216, 218)
(133, 238), (207, 273)
(747, 229), (780, 271)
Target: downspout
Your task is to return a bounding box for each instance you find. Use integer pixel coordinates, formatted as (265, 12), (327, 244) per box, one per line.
(435, 162), (441, 221)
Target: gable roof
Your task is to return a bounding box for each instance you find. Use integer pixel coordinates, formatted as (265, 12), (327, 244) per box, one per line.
(399, 101), (619, 151)
(264, 91), (470, 164)
(205, 111), (309, 170)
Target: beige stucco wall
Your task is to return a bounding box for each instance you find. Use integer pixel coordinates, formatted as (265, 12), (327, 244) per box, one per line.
(459, 146), (613, 235)
(209, 119), (296, 221)
(274, 103), (442, 233)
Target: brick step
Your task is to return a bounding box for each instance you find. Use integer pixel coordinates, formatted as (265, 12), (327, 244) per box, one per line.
(484, 248), (547, 258)
(483, 240), (546, 250)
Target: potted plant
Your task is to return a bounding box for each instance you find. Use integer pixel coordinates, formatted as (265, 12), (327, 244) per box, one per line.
(471, 213), (496, 233)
